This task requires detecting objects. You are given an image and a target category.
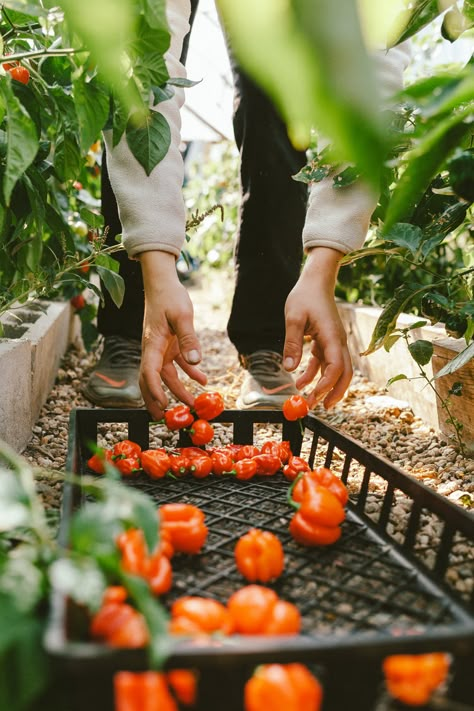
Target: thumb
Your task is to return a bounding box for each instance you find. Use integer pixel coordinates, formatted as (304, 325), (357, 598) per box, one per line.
(174, 317), (202, 365)
(283, 315), (305, 372)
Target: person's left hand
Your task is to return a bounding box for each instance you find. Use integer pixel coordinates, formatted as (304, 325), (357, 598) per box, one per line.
(282, 247), (353, 409)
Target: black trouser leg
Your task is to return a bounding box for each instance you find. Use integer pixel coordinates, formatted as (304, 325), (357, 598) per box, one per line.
(96, 0), (200, 341)
(226, 67), (307, 357)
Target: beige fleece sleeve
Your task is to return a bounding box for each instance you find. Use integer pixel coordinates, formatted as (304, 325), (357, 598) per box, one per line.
(102, 0), (191, 259)
(303, 41), (411, 255)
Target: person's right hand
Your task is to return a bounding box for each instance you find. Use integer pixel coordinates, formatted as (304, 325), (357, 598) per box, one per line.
(138, 251), (207, 420)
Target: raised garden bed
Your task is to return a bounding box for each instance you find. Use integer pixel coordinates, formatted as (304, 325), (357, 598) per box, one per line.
(44, 408), (474, 711)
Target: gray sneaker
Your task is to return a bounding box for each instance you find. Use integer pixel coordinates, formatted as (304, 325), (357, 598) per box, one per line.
(82, 336), (144, 408)
(236, 350), (298, 410)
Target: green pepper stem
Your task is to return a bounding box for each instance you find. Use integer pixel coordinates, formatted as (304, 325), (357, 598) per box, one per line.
(287, 472), (304, 509)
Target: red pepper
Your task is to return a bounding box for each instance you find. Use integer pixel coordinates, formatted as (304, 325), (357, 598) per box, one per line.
(244, 663), (323, 711)
(193, 391), (225, 420)
(159, 503), (208, 554)
(253, 453), (282, 476)
(114, 456), (142, 477)
(234, 444), (260, 461)
(190, 454), (213, 479)
(234, 458), (258, 481)
(210, 450), (234, 475)
(261, 440), (292, 464)
(177, 446), (211, 459)
(114, 671), (178, 711)
(282, 455), (311, 482)
(86, 449), (113, 474)
(90, 600), (149, 648)
(235, 528), (284, 583)
(170, 596), (234, 635)
(169, 454), (192, 477)
(282, 395), (309, 421)
(158, 528), (175, 559)
(103, 585), (128, 605)
(112, 439), (142, 459)
(164, 405), (195, 431)
(189, 419), (214, 446)
(141, 450), (171, 479)
(227, 585), (301, 635)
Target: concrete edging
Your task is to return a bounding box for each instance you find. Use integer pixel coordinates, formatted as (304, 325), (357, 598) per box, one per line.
(337, 302), (473, 450)
(0, 300), (73, 452)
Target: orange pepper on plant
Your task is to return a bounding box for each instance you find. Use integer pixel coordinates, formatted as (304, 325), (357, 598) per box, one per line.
(235, 528), (284, 583)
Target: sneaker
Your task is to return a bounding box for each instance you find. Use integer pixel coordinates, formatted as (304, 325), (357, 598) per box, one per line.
(236, 350), (298, 410)
(82, 335), (144, 408)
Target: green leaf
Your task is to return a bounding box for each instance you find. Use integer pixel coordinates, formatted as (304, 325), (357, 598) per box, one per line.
(79, 207), (104, 229)
(142, 0), (167, 29)
(408, 338), (434, 366)
(435, 341), (474, 378)
(96, 266), (125, 308)
(383, 112), (473, 232)
(389, 0), (456, 45)
(123, 574), (170, 669)
(383, 223), (424, 255)
(387, 373), (408, 386)
(408, 320), (429, 330)
(333, 165), (359, 188)
(218, 0), (385, 185)
(167, 77), (202, 88)
(54, 132), (82, 182)
(95, 253), (120, 272)
(361, 285), (416, 355)
(73, 77), (110, 152)
(0, 79), (38, 205)
(292, 160), (332, 184)
(126, 109), (171, 176)
(384, 333), (402, 351)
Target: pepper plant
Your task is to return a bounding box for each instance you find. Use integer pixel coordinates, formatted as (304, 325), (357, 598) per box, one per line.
(0, 441), (169, 711)
(0, 0), (185, 346)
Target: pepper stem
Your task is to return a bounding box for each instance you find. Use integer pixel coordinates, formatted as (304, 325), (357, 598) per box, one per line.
(287, 472), (304, 509)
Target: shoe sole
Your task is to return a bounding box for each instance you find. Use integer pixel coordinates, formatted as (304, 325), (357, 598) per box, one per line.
(236, 396), (284, 411)
(82, 385), (144, 409)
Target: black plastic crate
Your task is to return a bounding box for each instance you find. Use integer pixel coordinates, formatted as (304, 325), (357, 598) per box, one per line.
(45, 408), (474, 711)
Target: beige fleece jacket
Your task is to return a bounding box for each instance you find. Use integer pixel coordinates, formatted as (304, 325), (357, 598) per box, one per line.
(103, 1), (411, 258)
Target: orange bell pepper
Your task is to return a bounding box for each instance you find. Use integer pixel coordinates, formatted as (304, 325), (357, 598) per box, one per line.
(244, 663), (323, 711)
(383, 652), (450, 706)
(227, 585), (301, 635)
(234, 528), (284, 583)
(159, 503), (208, 554)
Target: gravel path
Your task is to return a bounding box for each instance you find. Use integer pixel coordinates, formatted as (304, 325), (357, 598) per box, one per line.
(24, 269), (474, 512)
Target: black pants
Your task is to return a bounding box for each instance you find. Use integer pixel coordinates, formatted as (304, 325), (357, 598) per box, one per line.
(97, 0), (307, 355)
